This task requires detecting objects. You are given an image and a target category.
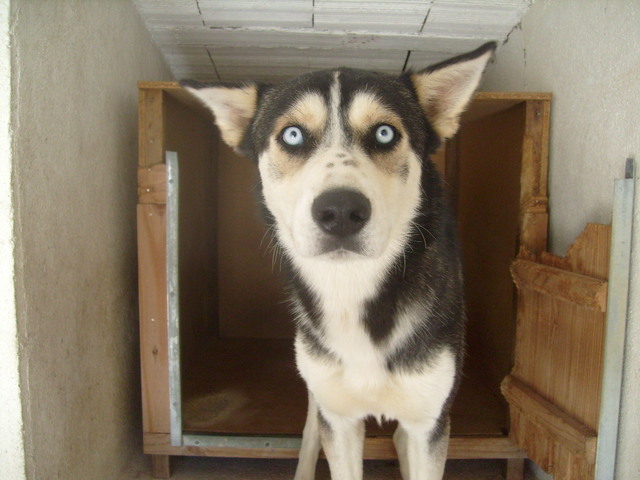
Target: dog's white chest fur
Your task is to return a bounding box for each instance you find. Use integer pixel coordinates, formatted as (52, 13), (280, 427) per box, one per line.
(296, 328), (456, 427)
(294, 262), (456, 427)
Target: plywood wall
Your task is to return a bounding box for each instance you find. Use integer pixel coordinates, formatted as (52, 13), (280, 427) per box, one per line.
(216, 143), (294, 339)
(456, 104), (525, 392)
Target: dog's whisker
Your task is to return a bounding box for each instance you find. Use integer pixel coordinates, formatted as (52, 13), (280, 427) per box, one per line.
(413, 221), (437, 242)
(261, 228), (278, 258)
(259, 225), (275, 250)
(411, 221), (429, 249)
(402, 251), (407, 279)
(271, 244), (280, 272)
(270, 244), (285, 273)
(278, 245), (285, 272)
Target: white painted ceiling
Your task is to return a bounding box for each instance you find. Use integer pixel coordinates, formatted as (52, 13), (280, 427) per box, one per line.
(133, 0), (531, 83)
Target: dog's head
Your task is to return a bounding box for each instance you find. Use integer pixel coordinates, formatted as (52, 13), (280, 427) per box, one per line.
(182, 42), (495, 264)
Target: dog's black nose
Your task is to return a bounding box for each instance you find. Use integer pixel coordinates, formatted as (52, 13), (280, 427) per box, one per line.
(312, 189), (371, 237)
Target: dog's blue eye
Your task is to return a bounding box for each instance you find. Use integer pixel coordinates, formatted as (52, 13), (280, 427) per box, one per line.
(375, 125), (395, 144)
(282, 126), (304, 146)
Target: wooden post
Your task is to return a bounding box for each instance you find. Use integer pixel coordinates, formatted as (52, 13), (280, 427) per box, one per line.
(151, 455), (171, 479)
(506, 458), (525, 480)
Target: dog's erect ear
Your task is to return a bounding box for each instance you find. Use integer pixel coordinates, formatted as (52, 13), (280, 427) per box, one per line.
(180, 80), (260, 150)
(409, 42), (496, 140)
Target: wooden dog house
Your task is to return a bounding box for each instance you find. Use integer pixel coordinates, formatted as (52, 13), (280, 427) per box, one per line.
(137, 83), (611, 479)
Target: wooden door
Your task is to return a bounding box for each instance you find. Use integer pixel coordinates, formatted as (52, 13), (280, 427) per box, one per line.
(502, 224), (611, 479)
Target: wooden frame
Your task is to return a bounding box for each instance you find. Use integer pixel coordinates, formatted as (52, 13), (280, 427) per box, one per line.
(137, 83), (554, 478)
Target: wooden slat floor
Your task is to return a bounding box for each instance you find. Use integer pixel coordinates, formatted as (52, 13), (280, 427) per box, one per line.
(127, 457), (537, 480)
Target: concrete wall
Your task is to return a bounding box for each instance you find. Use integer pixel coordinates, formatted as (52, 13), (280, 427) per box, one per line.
(0, 0), (25, 477)
(10, 1), (172, 478)
(481, 1), (640, 478)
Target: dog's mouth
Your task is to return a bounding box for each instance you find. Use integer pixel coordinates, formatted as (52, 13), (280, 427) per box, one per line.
(316, 238), (367, 258)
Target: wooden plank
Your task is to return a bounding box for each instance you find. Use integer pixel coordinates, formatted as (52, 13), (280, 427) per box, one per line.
(512, 224), (609, 431)
(521, 100), (550, 199)
(214, 141), (293, 339)
(181, 338), (507, 437)
(137, 204), (170, 433)
(139, 88), (165, 168)
(364, 436), (526, 460)
(461, 94), (551, 123)
(138, 83), (551, 103)
(447, 437), (526, 460)
(138, 164), (167, 204)
(506, 458), (525, 480)
(139, 80), (209, 112)
(139, 81), (180, 90)
(519, 100), (550, 254)
(456, 102), (524, 395)
(512, 288), (606, 431)
(474, 92), (552, 101)
(501, 375), (597, 464)
(144, 432), (525, 460)
(150, 455), (171, 479)
(511, 259), (608, 312)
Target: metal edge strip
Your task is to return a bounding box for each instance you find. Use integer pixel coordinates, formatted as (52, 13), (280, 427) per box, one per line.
(595, 158), (635, 479)
(182, 434), (302, 450)
(166, 151), (183, 447)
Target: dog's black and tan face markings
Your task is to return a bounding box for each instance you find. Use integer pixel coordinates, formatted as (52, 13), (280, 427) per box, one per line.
(182, 42), (496, 260)
(345, 91), (410, 176)
(268, 92), (328, 177)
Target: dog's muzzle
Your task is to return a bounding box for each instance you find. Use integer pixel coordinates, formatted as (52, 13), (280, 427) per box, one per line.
(311, 189), (371, 254)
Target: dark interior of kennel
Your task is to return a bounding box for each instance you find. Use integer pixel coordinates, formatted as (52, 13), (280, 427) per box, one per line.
(137, 83), (552, 476)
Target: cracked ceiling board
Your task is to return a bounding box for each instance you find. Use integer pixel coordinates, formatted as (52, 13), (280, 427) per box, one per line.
(133, 0), (533, 82)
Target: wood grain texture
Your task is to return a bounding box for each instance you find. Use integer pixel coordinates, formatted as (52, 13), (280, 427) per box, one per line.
(181, 338), (507, 438)
(506, 458), (525, 480)
(502, 376), (597, 462)
(150, 455), (171, 479)
(137, 204), (170, 433)
(139, 88), (165, 168)
(456, 101), (526, 395)
(519, 100), (550, 254)
(506, 224), (610, 480)
(214, 141), (293, 339)
(143, 433), (525, 460)
(138, 164), (167, 204)
(138, 85), (171, 437)
(511, 259), (608, 312)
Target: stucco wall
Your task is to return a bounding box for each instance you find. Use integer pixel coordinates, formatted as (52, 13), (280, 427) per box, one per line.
(0, 0), (25, 477)
(11, 1), (172, 478)
(481, 1), (640, 478)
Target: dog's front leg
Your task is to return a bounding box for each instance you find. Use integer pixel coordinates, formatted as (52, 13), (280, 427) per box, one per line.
(318, 409), (365, 480)
(393, 419), (449, 480)
(294, 391), (322, 480)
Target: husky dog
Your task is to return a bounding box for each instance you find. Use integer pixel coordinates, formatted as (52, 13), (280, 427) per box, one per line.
(182, 41), (496, 480)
